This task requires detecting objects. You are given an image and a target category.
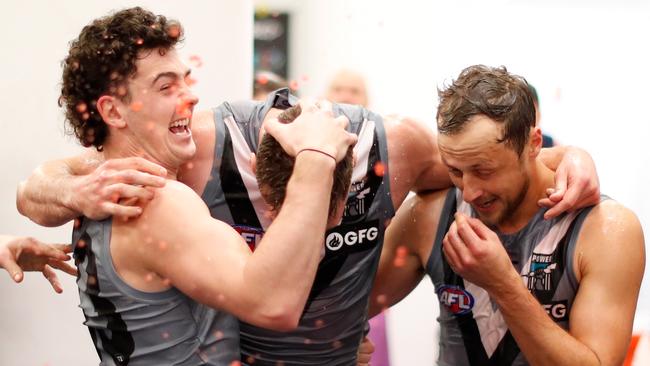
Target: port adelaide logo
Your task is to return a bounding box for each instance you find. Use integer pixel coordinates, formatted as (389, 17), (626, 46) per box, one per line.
(437, 285), (474, 315)
(523, 253), (557, 292)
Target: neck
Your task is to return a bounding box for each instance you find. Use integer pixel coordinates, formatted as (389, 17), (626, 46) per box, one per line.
(103, 136), (179, 181)
(497, 158), (555, 234)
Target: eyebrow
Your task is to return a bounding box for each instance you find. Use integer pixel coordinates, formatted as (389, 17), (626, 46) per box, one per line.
(151, 69), (192, 86)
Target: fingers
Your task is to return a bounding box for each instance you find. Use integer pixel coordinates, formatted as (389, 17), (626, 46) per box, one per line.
(23, 240), (70, 262)
(543, 186), (579, 219)
(49, 260), (78, 277)
(104, 183), (155, 203)
(1, 258), (24, 283)
(454, 213), (482, 247)
(42, 265), (63, 293)
(99, 202), (143, 218)
(357, 336), (374, 364)
(103, 157), (167, 178)
(444, 221), (472, 265)
(105, 169), (166, 189)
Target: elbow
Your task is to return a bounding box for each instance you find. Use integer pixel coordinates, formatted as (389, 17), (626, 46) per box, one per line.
(255, 304), (302, 332)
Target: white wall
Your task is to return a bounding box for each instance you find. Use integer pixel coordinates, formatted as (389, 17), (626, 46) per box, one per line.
(256, 0), (650, 364)
(0, 1), (252, 365)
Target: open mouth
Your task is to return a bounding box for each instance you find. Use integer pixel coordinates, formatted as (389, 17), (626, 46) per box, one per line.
(169, 118), (190, 135)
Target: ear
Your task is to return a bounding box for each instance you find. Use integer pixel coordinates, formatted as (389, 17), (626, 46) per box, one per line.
(529, 126), (543, 158)
(96, 95), (126, 129)
(249, 152), (257, 175)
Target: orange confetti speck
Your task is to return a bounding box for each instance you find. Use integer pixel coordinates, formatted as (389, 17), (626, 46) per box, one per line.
(315, 319), (325, 328)
(117, 85), (127, 97)
(145, 273), (154, 282)
(214, 330), (224, 340)
(135, 38), (144, 45)
(87, 275), (97, 286)
(162, 278), (171, 286)
(147, 121), (155, 131)
(159, 240), (168, 250)
(82, 112), (90, 121)
(130, 101), (143, 112)
(231, 361), (243, 366)
(76, 102), (87, 113)
(167, 24), (181, 39)
(257, 74), (268, 85)
(186, 76), (197, 87)
(189, 55), (203, 68)
(331, 340), (343, 349)
(162, 331), (170, 339)
(373, 161), (386, 177)
(186, 162), (194, 170)
(74, 218), (81, 229)
(376, 294), (387, 305)
(289, 80), (299, 91)
(304, 338), (312, 345)
(77, 239), (86, 248)
(396, 245), (408, 257)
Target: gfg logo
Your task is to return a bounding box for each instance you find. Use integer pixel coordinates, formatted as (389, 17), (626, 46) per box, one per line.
(325, 227), (378, 251)
(542, 300), (568, 321)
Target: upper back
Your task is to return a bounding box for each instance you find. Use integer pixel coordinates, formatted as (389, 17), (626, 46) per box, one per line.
(200, 88), (395, 364)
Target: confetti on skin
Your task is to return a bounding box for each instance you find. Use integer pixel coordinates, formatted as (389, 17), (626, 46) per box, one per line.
(373, 161), (386, 177)
(159, 240), (168, 250)
(162, 278), (171, 287)
(376, 294), (387, 305)
(289, 80), (299, 91)
(186, 76), (198, 87)
(185, 162), (194, 170)
(176, 99), (193, 118)
(189, 55), (203, 68)
(130, 101), (143, 112)
(145, 273), (154, 282)
(393, 245), (408, 267)
(147, 121), (155, 131)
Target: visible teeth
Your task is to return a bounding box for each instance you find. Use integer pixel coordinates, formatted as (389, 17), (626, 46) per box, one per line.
(170, 118), (189, 128)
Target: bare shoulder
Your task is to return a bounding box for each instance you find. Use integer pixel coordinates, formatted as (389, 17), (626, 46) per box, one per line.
(146, 180), (208, 217)
(384, 115), (434, 143)
(575, 199), (645, 280)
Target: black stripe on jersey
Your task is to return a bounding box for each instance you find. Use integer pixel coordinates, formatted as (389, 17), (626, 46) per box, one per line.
(220, 125), (262, 228)
(77, 230), (135, 366)
(439, 194), (491, 365)
(343, 133), (383, 224)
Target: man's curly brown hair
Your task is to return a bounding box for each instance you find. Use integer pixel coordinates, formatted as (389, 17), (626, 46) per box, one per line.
(59, 7), (183, 150)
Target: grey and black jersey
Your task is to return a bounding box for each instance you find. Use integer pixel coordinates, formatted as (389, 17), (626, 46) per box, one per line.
(201, 88), (395, 365)
(426, 189), (601, 366)
(72, 218), (240, 365)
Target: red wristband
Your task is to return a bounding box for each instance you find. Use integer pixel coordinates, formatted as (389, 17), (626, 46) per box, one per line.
(297, 148), (337, 164)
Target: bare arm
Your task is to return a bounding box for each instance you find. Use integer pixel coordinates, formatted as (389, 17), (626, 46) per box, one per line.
(368, 190), (448, 317)
(17, 151), (167, 226)
(142, 154), (336, 330)
(384, 116), (451, 208)
(445, 202), (644, 366)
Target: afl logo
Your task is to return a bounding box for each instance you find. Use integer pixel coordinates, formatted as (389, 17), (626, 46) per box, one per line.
(437, 285), (474, 315)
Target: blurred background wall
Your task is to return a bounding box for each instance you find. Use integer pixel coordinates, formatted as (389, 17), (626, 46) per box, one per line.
(1, 0), (648, 365)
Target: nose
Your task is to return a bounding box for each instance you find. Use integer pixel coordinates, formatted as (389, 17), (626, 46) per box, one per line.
(461, 175), (483, 203)
(182, 88), (199, 107)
